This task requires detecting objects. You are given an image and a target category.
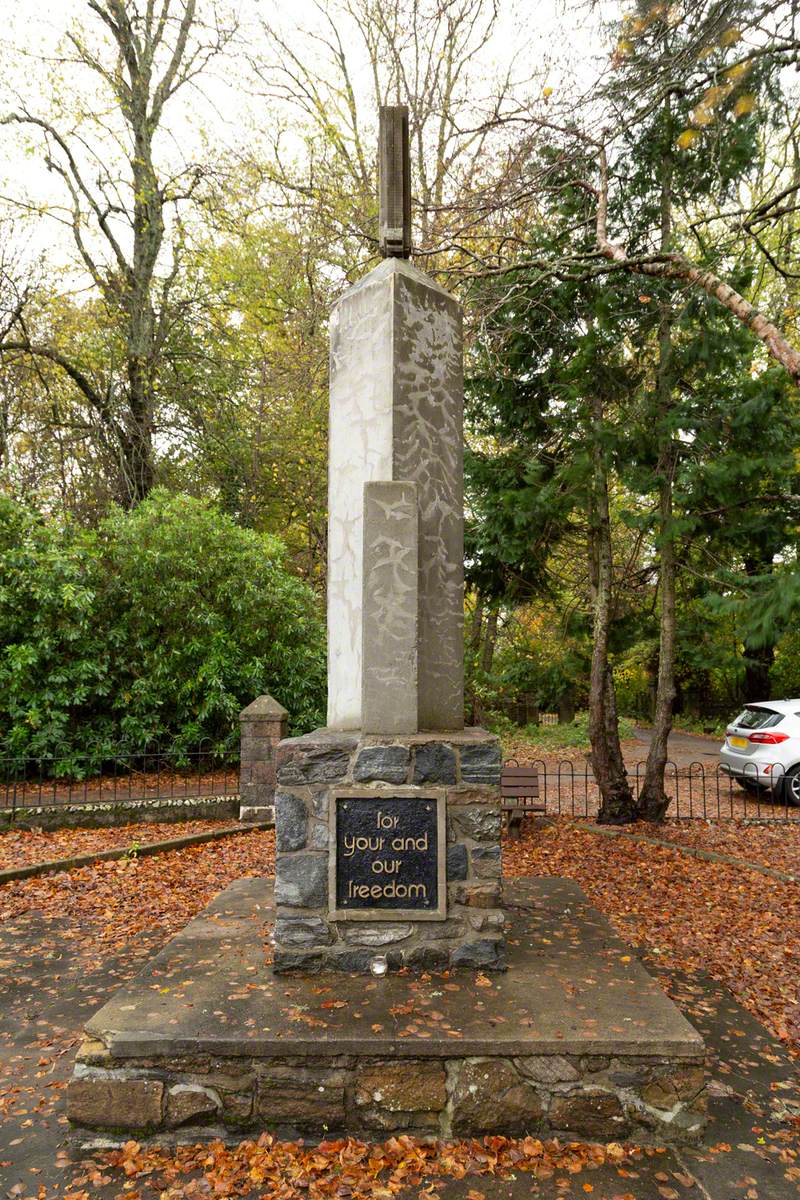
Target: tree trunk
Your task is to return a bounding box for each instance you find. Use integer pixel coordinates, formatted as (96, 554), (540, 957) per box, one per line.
(743, 643), (774, 701)
(117, 104), (163, 508)
(470, 598), (485, 654)
(119, 361), (156, 506)
(468, 597), (485, 724)
(637, 445), (677, 821)
(636, 114), (677, 823)
(742, 555), (775, 701)
(588, 392), (637, 824)
(481, 606), (499, 676)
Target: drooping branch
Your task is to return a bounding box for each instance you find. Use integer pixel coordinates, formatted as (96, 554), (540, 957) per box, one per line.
(591, 146), (800, 384)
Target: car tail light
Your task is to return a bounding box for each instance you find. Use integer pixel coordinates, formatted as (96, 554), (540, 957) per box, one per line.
(748, 731), (790, 744)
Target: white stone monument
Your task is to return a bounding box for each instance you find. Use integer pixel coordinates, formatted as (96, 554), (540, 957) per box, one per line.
(327, 255), (465, 733)
(272, 106), (504, 972)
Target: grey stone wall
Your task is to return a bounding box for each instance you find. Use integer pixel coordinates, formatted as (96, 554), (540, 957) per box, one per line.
(69, 1037), (707, 1143)
(272, 727), (504, 972)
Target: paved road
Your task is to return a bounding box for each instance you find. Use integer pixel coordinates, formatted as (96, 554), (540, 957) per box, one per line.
(632, 726), (722, 765)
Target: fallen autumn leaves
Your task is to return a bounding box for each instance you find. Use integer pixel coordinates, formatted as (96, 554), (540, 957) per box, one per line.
(72, 1130), (650, 1199)
(0, 829), (276, 946)
(625, 817), (800, 878)
(2, 816), (798, 1053)
(2, 816), (800, 1198)
(0, 819), (241, 872)
(505, 820), (800, 1055)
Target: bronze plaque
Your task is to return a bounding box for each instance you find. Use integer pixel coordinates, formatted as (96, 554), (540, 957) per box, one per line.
(329, 790), (446, 921)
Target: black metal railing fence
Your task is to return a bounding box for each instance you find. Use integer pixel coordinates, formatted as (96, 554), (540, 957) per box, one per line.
(3, 739), (797, 823)
(1, 740), (239, 815)
(513, 757), (799, 822)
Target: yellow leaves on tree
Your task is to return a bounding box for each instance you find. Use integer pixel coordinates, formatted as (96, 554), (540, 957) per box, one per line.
(677, 129), (701, 150)
(677, 55), (755, 149)
(724, 61), (752, 82)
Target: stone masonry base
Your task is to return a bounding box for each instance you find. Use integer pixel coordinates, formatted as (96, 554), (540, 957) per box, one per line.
(67, 878), (708, 1146)
(272, 727), (504, 972)
(70, 1045), (706, 1143)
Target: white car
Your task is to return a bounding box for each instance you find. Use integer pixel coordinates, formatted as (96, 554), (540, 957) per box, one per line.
(719, 700), (800, 803)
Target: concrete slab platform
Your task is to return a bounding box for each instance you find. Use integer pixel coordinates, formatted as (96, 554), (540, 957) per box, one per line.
(83, 877), (703, 1060)
(68, 878), (707, 1142)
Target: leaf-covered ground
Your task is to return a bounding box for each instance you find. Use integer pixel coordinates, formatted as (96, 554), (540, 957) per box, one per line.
(504, 821), (800, 1055)
(0, 829), (276, 944)
(3, 816), (799, 1054)
(0, 819), (241, 871)
(633, 818), (800, 878)
(2, 822), (800, 1198)
(70, 1134), (672, 1199)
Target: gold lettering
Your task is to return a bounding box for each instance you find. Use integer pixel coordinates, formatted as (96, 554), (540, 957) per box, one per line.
(378, 881), (427, 900)
(344, 835), (384, 855)
(391, 834), (428, 852)
(370, 858), (403, 874)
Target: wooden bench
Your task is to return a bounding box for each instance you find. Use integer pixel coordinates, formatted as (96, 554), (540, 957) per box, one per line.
(501, 762), (544, 837)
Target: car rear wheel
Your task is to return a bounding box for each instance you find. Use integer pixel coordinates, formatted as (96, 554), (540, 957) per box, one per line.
(778, 764), (800, 807)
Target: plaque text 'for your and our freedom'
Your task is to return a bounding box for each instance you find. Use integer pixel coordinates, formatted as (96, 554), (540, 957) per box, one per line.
(334, 795), (441, 911)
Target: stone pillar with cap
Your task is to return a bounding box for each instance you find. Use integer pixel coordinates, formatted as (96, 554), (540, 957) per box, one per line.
(272, 106), (504, 973)
(239, 695), (288, 822)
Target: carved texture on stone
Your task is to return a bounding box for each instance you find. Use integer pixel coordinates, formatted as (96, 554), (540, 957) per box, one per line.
(362, 480), (418, 734)
(327, 258), (464, 732)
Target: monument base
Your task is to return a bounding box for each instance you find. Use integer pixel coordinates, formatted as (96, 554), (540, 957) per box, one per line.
(272, 727), (505, 972)
(67, 878), (707, 1145)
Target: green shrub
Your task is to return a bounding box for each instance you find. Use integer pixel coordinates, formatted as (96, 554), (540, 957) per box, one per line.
(491, 710), (635, 753)
(770, 629), (800, 700)
(0, 491), (325, 770)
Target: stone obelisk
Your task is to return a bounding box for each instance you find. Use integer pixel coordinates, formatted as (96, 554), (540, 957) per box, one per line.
(327, 106), (464, 735)
(272, 106), (504, 973)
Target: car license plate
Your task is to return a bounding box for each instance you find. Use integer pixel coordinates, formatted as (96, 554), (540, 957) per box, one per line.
(730, 736), (748, 748)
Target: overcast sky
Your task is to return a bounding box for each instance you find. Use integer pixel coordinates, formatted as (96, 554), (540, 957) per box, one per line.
(0, 0), (612, 269)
